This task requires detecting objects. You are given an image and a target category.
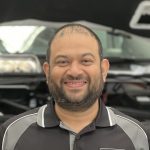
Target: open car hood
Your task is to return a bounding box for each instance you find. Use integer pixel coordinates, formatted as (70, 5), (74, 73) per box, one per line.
(0, 2), (150, 123)
(0, 0), (150, 38)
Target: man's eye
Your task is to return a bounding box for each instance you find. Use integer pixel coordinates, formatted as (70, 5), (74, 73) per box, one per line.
(56, 60), (69, 66)
(81, 59), (93, 65)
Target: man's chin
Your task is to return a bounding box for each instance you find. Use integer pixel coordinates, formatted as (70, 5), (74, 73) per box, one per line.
(64, 90), (88, 99)
(63, 92), (87, 103)
(56, 95), (98, 112)
(63, 95), (85, 103)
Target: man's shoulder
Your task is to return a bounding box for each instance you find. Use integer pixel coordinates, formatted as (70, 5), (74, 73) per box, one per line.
(107, 107), (142, 125)
(106, 107), (150, 149)
(107, 106), (150, 138)
(1, 107), (39, 128)
(0, 106), (43, 150)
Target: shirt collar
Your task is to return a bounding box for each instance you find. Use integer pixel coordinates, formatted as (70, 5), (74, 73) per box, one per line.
(37, 99), (116, 128)
(37, 100), (60, 128)
(95, 100), (116, 127)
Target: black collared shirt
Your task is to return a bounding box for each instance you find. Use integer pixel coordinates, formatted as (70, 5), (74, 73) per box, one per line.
(0, 100), (149, 150)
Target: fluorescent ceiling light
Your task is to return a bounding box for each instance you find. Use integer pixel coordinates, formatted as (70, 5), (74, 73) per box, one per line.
(130, 1), (150, 29)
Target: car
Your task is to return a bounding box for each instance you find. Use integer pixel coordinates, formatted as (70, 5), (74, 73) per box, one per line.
(0, 19), (150, 124)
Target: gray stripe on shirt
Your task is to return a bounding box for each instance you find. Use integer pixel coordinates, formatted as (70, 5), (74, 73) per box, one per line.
(115, 114), (149, 150)
(2, 113), (37, 150)
(70, 133), (76, 150)
(60, 121), (76, 150)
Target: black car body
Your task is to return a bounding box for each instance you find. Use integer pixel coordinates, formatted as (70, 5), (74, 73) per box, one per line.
(0, 20), (150, 123)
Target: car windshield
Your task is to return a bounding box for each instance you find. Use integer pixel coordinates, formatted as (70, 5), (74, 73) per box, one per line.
(0, 23), (150, 60)
(94, 29), (150, 59)
(0, 26), (55, 55)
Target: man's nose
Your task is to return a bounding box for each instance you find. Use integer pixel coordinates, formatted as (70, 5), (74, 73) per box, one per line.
(67, 62), (83, 77)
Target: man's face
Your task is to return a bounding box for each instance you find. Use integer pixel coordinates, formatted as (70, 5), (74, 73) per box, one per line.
(43, 31), (109, 111)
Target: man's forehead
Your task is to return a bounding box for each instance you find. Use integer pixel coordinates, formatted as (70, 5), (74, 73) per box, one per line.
(50, 25), (100, 55)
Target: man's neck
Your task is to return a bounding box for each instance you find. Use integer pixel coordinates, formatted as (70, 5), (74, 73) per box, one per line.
(55, 100), (99, 133)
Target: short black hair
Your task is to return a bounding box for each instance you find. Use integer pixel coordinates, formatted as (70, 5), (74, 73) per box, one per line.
(46, 23), (103, 62)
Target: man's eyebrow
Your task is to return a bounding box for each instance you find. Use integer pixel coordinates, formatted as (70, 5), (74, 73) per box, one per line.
(81, 53), (95, 58)
(55, 55), (68, 59)
(54, 53), (95, 60)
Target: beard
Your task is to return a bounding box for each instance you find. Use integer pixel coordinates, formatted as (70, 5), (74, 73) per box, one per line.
(48, 74), (104, 112)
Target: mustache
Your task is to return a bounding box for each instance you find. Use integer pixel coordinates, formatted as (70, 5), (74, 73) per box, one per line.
(62, 75), (88, 81)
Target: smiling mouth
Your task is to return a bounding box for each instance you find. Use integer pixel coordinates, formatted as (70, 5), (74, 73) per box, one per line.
(64, 80), (87, 88)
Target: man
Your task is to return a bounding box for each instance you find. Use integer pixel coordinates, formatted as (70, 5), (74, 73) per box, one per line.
(0, 23), (149, 150)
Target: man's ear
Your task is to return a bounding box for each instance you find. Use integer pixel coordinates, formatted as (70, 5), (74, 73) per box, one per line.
(43, 62), (49, 83)
(101, 58), (110, 82)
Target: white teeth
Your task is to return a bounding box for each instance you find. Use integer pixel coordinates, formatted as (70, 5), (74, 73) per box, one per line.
(64, 80), (87, 84)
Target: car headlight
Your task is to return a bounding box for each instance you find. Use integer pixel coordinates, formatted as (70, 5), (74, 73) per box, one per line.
(0, 54), (42, 74)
